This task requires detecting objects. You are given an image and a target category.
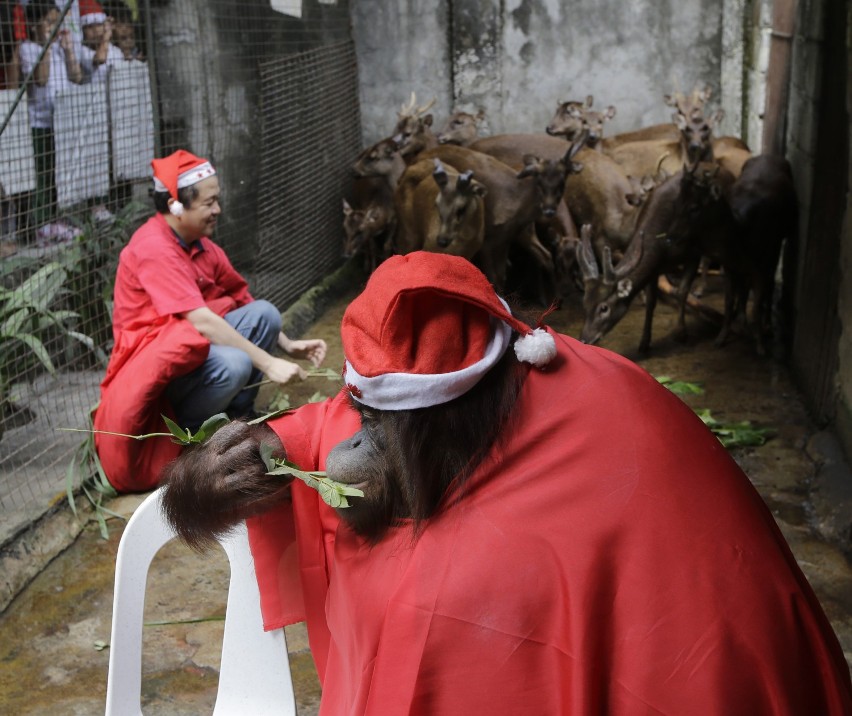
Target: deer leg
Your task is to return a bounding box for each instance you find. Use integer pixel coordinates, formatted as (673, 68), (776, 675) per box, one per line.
(638, 278), (658, 354)
(715, 270), (737, 347)
(674, 256), (701, 341)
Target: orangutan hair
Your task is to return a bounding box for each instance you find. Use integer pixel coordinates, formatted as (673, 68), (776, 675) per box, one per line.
(350, 345), (527, 542)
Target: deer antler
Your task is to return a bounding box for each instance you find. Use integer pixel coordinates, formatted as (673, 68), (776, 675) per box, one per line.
(414, 97), (436, 117)
(399, 92), (417, 118)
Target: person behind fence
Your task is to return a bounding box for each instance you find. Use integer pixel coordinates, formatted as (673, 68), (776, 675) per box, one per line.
(160, 251), (852, 715)
(103, 0), (142, 62)
(93, 149), (328, 493)
(18, 0), (84, 245)
(78, 0), (121, 82)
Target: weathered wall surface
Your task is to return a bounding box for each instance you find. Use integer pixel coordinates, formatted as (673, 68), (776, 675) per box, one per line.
(350, 3), (452, 145)
(352, 0), (740, 146)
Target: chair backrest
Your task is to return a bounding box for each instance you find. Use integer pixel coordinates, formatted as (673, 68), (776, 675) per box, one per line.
(105, 488), (297, 715)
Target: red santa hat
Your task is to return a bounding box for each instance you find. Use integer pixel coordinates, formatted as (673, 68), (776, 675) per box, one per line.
(80, 0), (107, 26)
(151, 150), (216, 217)
(341, 252), (557, 410)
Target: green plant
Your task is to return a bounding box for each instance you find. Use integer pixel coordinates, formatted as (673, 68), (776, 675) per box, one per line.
(57, 201), (149, 363)
(0, 262), (97, 441)
(656, 375), (774, 449)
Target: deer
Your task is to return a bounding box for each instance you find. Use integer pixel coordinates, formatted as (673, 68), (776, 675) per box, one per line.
(390, 92), (438, 160)
(436, 109), (486, 146)
(472, 133), (648, 264)
(394, 158), (487, 260)
(577, 160), (735, 353)
(545, 95), (616, 150)
(416, 144), (556, 297)
(703, 154), (797, 355)
(342, 196), (395, 273)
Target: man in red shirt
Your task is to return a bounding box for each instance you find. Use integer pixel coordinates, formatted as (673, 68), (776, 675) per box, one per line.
(94, 149), (326, 492)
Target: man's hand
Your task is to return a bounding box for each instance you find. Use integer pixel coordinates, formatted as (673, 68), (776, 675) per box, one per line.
(278, 333), (328, 367)
(263, 356), (307, 384)
(58, 29), (73, 51)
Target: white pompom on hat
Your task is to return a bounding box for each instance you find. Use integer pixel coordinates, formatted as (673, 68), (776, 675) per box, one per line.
(341, 252), (557, 410)
(151, 150), (216, 217)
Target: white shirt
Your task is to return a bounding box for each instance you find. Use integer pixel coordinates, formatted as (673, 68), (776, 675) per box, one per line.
(80, 43), (124, 83)
(19, 40), (74, 129)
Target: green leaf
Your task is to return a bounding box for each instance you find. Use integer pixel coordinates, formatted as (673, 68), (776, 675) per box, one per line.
(308, 391), (326, 403)
(266, 457), (363, 508)
(259, 442), (277, 472)
(192, 413), (229, 443)
(161, 415), (191, 444)
(10, 333), (55, 374)
(656, 375), (704, 396)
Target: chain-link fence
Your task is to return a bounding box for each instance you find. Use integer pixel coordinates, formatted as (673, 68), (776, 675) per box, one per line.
(0, 0), (359, 526)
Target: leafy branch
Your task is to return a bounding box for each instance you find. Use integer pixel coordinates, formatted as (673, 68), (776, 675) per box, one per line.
(258, 442), (363, 508)
(656, 375), (774, 449)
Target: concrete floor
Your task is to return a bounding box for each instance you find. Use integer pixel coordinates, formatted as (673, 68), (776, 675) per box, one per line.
(0, 273), (850, 714)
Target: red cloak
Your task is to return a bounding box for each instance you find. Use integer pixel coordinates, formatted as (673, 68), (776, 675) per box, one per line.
(247, 333), (852, 714)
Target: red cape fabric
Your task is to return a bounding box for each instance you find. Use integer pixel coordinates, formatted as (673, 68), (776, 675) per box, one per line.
(93, 316), (209, 492)
(247, 333), (852, 715)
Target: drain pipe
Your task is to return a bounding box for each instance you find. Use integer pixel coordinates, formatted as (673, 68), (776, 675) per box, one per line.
(761, 0), (798, 155)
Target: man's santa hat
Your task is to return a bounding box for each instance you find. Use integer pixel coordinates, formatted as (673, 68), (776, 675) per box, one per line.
(80, 0), (107, 26)
(341, 252), (557, 410)
(151, 150), (216, 217)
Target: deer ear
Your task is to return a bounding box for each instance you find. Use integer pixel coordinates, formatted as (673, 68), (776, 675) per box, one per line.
(423, 114), (434, 126)
(570, 160), (584, 174)
(673, 112), (687, 130)
(585, 94), (594, 108)
(617, 279), (632, 298)
(517, 154), (540, 178)
(471, 180), (487, 198)
(343, 199), (353, 215)
(711, 108), (725, 126)
(604, 105), (616, 120)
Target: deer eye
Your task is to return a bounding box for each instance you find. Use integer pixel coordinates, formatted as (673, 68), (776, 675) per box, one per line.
(598, 304), (610, 316)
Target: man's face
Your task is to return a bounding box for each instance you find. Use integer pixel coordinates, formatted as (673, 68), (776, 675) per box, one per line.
(176, 176), (221, 242)
(82, 22), (105, 48)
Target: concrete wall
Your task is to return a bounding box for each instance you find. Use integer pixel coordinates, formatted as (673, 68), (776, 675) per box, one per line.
(834, 2), (852, 461)
(352, 0), (741, 146)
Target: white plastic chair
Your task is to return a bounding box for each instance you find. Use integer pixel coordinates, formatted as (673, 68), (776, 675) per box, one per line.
(105, 488), (297, 715)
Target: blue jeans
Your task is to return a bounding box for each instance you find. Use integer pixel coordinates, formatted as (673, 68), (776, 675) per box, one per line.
(165, 300), (282, 430)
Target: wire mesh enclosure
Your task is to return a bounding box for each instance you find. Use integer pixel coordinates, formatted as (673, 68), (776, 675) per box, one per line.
(0, 0), (359, 525)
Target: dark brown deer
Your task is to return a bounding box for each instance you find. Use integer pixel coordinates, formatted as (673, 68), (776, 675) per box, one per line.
(705, 154), (797, 355)
(577, 161), (734, 353)
(342, 198), (394, 273)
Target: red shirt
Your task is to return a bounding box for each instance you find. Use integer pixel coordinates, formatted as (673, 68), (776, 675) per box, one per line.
(112, 213), (252, 333)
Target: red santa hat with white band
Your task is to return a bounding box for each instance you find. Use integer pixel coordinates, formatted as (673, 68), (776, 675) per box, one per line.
(79, 0), (107, 26)
(341, 252), (557, 410)
(151, 150), (216, 217)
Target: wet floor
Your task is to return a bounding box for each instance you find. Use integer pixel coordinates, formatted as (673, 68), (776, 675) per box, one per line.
(0, 271), (850, 714)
